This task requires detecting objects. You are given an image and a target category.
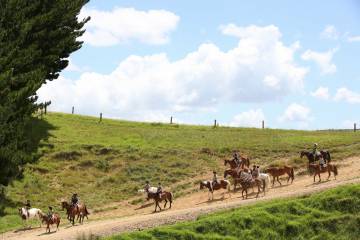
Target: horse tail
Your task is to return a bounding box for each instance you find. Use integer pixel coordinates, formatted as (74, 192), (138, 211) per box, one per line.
(333, 165), (338, 176)
(291, 167), (295, 180)
(84, 205), (89, 215)
(327, 151), (331, 162)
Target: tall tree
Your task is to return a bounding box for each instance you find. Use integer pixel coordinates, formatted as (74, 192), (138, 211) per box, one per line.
(0, 0), (90, 185)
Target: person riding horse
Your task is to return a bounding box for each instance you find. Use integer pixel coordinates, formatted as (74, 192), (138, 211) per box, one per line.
(47, 206), (53, 221)
(156, 183), (162, 198)
(251, 165), (259, 179)
(24, 199), (31, 217)
(144, 181), (150, 192)
(211, 171), (219, 192)
(232, 152), (241, 168)
(313, 143), (326, 170)
(71, 193), (79, 210)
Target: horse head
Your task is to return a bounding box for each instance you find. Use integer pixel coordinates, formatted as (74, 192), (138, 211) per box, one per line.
(224, 170), (228, 178)
(224, 159), (228, 166)
(61, 201), (68, 210)
(199, 181), (205, 190)
(300, 151), (306, 158)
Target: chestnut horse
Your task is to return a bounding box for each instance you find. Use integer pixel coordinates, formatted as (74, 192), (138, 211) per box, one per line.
(300, 150), (331, 164)
(237, 171), (265, 199)
(265, 166), (294, 186)
(147, 191), (173, 212)
(40, 213), (60, 233)
(224, 156), (250, 169)
(61, 201), (89, 225)
(199, 180), (231, 200)
(308, 163), (338, 182)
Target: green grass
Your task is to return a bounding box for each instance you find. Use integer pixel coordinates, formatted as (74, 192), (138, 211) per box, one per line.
(1, 112), (360, 233)
(106, 184), (360, 240)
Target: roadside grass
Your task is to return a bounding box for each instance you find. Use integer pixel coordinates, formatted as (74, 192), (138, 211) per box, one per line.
(106, 183), (360, 240)
(1, 112), (360, 233)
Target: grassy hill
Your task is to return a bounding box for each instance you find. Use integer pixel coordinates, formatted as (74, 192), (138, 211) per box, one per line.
(1, 112), (360, 232)
(107, 183), (360, 240)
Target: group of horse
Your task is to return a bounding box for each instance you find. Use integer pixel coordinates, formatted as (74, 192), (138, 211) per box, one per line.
(200, 149), (338, 201)
(18, 200), (89, 233)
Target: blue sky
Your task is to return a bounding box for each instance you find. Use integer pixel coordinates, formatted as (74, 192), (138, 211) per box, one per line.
(38, 0), (360, 129)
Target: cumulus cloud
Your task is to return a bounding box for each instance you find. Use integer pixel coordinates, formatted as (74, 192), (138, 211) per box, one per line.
(334, 87), (360, 104)
(229, 109), (265, 128)
(320, 25), (339, 40)
(347, 35), (360, 42)
(38, 24), (307, 122)
(301, 48), (337, 74)
(279, 103), (311, 124)
(310, 87), (330, 100)
(79, 7), (179, 46)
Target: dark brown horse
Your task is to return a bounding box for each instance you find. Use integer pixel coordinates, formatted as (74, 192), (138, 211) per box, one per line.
(237, 171), (265, 199)
(147, 191), (173, 212)
(224, 156), (250, 169)
(40, 213), (60, 233)
(308, 163), (338, 182)
(265, 166), (294, 186)
(199, 180), (231, 200)
(300, 150), (331, 164)
(61, 201), (89, 225)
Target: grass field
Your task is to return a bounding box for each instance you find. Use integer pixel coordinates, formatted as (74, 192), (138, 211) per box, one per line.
(1, 112), (360, 233)
(107, 183), (360, 240)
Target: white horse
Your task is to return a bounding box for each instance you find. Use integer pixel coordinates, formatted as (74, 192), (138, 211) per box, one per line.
(258, 173), (271, 190)
(18, 207), (44, 228)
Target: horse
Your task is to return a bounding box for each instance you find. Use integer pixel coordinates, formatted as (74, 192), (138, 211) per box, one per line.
(224, 156), (250, 169)
(199, 180), (231, 200)
(224, 168), (252, 191)
(146, 191), (173, 212)
(300, 150), (331, 164)
(308, 163), (338, 182)
(237, 171), (265, 199)
(40, 213), (60, 233)
(18, 207), (43, 228)
(265, 166), (294, 186)
(61, 201), (89, 225)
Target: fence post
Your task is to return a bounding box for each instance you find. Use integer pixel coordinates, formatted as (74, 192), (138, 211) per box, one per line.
(214, 119), (217, 128)
(355, 123), (357, 132)
(262, 120), (264, 129)
(99, 113), (102, 123)
(72, 106), (74, 114)
(170, 116), (173, 124)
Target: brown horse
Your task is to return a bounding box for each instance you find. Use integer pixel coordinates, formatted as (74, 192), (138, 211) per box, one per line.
(147, 191), (173, 212)
(308, 163), (338, 182)
(40, 213), (60, 233)
(61, 201), (89, 225)
(223, 168), (250, 191)
(199, 180), (231, 200)
(224, 156), (250, 169)
(265, 166), (294, 186)
(237, 171), (265, 199)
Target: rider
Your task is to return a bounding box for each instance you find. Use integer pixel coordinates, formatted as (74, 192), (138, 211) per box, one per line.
(211, 171), (218, 191)
(232, 152), (241, 168)
(47, 206), (53, 221)
(313, 143), (325, 170)
(144, 181), (150, 192)
(251, 165), (259, 179)
(25, 200), (31, 217)
(71, 193), (79, 209)
(156, 183), (162, 198)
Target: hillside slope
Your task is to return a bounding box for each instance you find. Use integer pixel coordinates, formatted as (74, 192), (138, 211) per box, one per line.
(1, 112), (360, 232)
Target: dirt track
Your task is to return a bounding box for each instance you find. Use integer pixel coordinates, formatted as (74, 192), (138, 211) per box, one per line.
(2, 157), (360, 240)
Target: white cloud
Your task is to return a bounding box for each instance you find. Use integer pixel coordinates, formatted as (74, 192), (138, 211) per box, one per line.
(65, 58), (88, 72)
(79, 7), (179, 46)
(334, 87), (360, 104)
(320, 25), (339, 40)
(38, 24), (307, 122)
(310, 87), (330, 100)
(347, 35), (360, 42)
(301, 48), (337, 74)
(279, 103), (311, 123)
(229, 109), (265, 128)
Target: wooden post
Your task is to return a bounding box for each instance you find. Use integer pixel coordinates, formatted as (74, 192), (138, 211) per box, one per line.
(44, 104), (47, 115)
(72, 106), (74, 114)
(99, 113), (102, 123)
(262, 120), (264, 129)
(355, 123), (357, 132)
(170, 116), (173, 124)
(214, 119), (217, 128)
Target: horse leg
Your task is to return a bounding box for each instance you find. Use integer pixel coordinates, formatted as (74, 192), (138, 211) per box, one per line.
(272, 176), (275, 186)
(164, 199), (167, 208)
(277, 176), (282, 186)
(313, 173), (316, 182)
(328, 169), (331, 180)
(318, 173), (321, 182)
(256, 184), (260, 198)
(242, 189), (245, 199)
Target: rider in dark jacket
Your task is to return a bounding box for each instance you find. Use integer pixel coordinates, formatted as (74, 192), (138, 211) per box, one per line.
(71, 193), (79, 208)
(47, 206), (53, 221)
(156, 183), (162, 198)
